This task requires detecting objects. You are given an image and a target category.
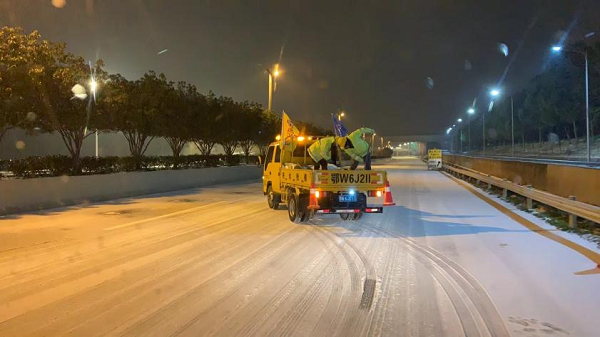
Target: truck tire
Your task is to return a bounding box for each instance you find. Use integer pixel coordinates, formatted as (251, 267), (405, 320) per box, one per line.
(267, 185), (280, 210)
(351, 213), (363, 221)
(339, 213), (351, 221)
(298, 194), (311, 223)
(288, 193), (306, 223)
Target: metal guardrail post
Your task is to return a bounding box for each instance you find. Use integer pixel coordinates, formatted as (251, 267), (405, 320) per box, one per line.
(568, 196), (578, 228)
(526, 185), (533, 210)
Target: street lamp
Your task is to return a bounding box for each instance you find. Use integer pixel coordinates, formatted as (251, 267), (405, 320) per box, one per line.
(266, 63), (281, 111)
(484, 90), (501, 154)
(467, 108), (475, 152)
(89, 77), (99, 158)
(551, 44), (592, 162)
(337, 110), (345, 121)
(371, 133), (376, 154)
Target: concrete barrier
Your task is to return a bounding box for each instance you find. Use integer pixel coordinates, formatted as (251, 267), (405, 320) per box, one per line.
(443, 155), (600, 206)
(0, 166), (261, 215)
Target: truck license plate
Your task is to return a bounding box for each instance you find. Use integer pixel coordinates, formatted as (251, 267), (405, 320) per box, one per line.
(339, 194), (357, 202)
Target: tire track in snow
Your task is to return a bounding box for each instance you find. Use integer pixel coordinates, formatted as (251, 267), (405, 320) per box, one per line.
(358, 221), (509, 337)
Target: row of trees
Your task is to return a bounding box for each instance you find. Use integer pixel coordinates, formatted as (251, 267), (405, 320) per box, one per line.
(459, 41), (600, 151)
(0, 27), (327, 171)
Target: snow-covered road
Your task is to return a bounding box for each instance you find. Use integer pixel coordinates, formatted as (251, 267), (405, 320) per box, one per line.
(1, 157), (598, 336)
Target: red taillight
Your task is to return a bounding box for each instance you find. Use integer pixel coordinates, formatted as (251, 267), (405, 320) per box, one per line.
(368, 190), (383, 197)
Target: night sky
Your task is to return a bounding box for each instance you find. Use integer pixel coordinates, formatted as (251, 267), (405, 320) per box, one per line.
(1, 0), (599, 135)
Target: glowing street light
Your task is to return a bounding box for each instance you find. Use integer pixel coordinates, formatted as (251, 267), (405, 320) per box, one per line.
(457, 118), (462, 123)
(467, 108), (475, 114)
(90, 79), (98, 95)
(490, 89), (500, 97)
(550, 38), (594, 162)
(88, 72), (99, 158)
(267, 63), (281, 111)
(370, 133), (376, 154)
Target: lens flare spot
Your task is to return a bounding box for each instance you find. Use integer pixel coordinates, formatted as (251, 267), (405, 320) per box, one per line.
(498, 43), (509, 57)
(26, 112), (37, 122)
(425, 77), (434, 89)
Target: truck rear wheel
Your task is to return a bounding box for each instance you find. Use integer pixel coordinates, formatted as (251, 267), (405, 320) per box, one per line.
(288, 193), (306, 223)
(339, 213), (350, 221)
(267, 185), (280, 210)
(351, 213), (363, 221)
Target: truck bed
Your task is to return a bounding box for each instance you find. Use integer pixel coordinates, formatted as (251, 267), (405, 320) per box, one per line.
(279, 167), (387, 192)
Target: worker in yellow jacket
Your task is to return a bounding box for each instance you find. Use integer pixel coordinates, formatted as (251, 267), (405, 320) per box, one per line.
(337, 127), (376, 170)
(307, 136), (338, 170)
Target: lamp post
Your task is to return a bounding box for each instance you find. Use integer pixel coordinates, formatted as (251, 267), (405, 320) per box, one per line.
(511, 96), (514, 157)
(457, 118), (463, 152)
(486, 89), (501, 154)
(266, 64), (280, 111)
(467, 108), (475, 152)
(90, 78), (99, 158)
(371, 133), (376, 154)
(552, 45), (591, 162)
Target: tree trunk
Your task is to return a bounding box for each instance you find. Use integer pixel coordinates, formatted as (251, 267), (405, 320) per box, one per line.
(0, 127), (7, 145)
(193, 140), (215, 156)
(57, 128), (89, 175)
(166, 137), (187, 169)
(258, 145), (268, 157)
(239, 140), (254, 164)
(563, 126), (570, 141)
(220, 141), (238, 165)
(538, 127), (542, 153)
(123, 131), (154, 170)
(572, 122), (578, 143)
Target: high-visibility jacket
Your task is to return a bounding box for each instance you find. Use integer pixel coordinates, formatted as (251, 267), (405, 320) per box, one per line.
(308, 136), (335, 162)
(344, 127), (375, 163)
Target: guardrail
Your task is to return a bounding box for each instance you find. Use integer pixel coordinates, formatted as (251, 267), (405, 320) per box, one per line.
(443, 163), (600, 226)
(450, 153), (600, 169)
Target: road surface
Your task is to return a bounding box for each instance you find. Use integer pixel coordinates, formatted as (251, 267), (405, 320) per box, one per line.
(1, 157), (598, 336)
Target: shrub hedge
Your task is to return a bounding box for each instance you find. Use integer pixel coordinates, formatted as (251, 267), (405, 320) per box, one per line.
(0, 154), (259, 179)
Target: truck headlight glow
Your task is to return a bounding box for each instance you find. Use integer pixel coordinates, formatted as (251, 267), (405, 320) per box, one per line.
(349, 189), (355, 196)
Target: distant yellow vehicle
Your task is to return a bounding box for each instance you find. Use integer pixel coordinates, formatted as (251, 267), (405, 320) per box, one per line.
(262, 138), (394, 223)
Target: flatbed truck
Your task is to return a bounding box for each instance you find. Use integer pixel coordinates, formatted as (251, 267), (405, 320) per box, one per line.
(262, 139), (394, 223)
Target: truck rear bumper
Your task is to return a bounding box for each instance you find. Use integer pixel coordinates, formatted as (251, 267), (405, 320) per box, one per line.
(315, 206), (383, 214)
